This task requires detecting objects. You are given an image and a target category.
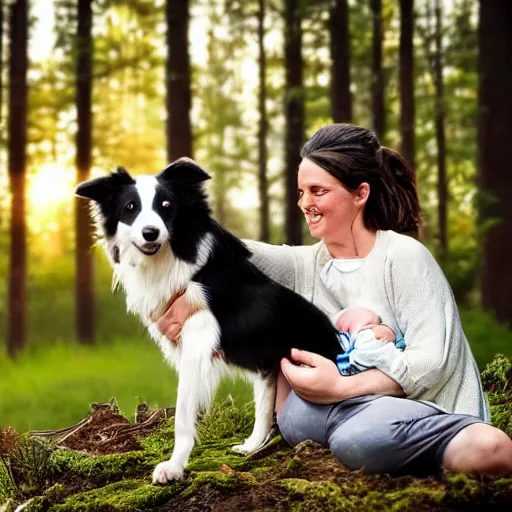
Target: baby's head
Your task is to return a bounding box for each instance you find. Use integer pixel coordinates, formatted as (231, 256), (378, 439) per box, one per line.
(336, 307), (381, 335)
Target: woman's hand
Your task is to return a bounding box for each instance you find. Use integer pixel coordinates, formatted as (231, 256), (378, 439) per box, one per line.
(150, 293), (198, 344)
(365, 324), (396, 342)
(280, 349), (346, 404)
(280, 348), (405, 404)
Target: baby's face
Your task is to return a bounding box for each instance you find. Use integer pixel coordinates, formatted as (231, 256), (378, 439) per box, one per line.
(336, 307), (381, 334)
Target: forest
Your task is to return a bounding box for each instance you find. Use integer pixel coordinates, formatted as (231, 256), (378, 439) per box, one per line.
(1, 0), (512, 509)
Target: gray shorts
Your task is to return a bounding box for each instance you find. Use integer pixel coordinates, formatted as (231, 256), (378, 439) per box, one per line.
(277, 392), (484, 477)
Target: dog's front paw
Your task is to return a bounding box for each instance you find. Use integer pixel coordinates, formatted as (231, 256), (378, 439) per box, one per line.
(152, 460), (184, 484)
(231, 443), (250, 455)
(232, 440), (261, 455)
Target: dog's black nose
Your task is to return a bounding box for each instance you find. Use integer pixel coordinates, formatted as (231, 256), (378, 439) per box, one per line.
(142, 226), (160, 242)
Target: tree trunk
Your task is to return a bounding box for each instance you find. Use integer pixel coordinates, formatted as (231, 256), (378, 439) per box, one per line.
(257, 0), (270, 242)
(7, 0), (28, 358)
(1, 0), (4, 128)
(478, 0), (512, 327)
(329, 0), (351, 123)
(284, 0), (304, 246)
(75, 0), (94, 345)
(370, 0), (385, 141)
(433, 0), (447, 261)
(399, 0), (415, 169)
(166, 0), (193, 162)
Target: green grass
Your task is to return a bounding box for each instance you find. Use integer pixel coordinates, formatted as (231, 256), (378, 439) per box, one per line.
(0, 340), (253, 432)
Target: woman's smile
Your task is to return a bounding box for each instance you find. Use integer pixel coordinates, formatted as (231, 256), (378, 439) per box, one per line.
(306, 208), (323, 225)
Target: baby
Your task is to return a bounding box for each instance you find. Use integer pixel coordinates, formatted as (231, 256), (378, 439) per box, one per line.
(334, 307), (406, 376)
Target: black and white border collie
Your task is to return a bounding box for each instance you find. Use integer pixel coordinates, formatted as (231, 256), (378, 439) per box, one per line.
(75, 158), (341, 484)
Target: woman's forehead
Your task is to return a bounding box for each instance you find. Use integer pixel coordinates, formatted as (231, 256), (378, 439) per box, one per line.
(298, 159), (340, 187)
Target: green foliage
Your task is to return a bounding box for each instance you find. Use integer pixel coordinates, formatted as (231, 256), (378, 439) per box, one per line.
(481, 354), (512, 392)
(459, 309), (512, 370)
(0, 430), (54, 502)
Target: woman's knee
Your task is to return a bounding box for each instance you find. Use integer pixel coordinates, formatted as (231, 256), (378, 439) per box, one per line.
(444, 423), (512, 475)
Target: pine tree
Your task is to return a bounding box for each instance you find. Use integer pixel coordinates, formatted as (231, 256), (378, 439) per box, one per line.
(399, 0), (415, 169)
(75, 0), (94, 344)
(166, 0), (193, 161)
(284, 0), (304, 245)
(7, 0), (28, 357)
(257, 0), (270, 241)
(330, 0), (351, 123)
(370, 0), (385, 141)
(478, 0), (512, 326)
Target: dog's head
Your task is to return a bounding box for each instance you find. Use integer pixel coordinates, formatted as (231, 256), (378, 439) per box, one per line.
(75, 158), (211, 263)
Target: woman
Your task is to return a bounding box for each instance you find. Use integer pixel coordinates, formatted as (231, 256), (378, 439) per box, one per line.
(155, 124), (512, 477)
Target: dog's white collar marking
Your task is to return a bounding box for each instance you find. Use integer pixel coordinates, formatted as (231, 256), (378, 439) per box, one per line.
(113, 232), (214, 323)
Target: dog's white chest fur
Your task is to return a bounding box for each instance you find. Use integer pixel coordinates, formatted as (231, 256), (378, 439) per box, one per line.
(108, 234), (215, 365)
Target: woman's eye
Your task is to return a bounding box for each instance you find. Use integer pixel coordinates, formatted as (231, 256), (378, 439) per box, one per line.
(125, 202), (134, 210)
(315, 190), (327, 196)
(162, 200), (171, 208)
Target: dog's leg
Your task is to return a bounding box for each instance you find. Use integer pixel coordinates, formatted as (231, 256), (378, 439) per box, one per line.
(152, 310), (221, 484)
(232, 372), (276, 455)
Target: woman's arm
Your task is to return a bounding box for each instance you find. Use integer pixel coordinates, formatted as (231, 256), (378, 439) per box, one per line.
(243, 240), (296, 291)
(382, 237), (464, 399)
(280, 349), (404, 404)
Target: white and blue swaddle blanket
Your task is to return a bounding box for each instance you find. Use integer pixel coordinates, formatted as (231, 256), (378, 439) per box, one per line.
(336, 329), (406, 376)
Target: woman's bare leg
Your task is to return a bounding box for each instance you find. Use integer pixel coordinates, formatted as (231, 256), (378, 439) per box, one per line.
(275, 370), (292, 413)
(443, 423), (512, 475)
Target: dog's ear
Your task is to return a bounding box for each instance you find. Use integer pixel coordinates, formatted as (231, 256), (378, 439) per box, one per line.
(75, 167), (135, 202)
(158, 158), (211, 185)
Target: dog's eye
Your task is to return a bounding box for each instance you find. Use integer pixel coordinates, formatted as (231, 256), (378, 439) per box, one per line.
(125, 202), (134, 211)
(162, 200), (171, 208)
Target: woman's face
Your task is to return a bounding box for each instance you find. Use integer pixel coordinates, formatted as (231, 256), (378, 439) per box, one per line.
(297, 158), (363, 241)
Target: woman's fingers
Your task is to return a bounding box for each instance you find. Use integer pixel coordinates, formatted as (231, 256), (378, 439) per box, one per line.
(289, 348), (321, 367)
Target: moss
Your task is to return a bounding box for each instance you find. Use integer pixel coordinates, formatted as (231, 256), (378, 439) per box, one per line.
(196, 400), (254, 442)
(186, 441), (249, 472)
(18, 497), (47, 512)
(376, 486), (444, 511)
(489, 404), (512, 438)
(481, 354), (512, 392)
(482, 355), (512, 436)
(0, 463), (13, 502)
(279, 477), (448, 511)
(137, 420), (175, 455)
(49, 479), (184, 512)
(184, 470), (255, 496)
(441, 472), (480, 508)
(279, 479), (354, 511)
(50, 449), (157, 485)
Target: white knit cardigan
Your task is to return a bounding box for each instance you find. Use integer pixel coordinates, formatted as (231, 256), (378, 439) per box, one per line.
(245, 230), (490, 421)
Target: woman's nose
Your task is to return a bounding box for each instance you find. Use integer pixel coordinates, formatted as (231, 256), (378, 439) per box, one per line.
(298, 191), (311, 209)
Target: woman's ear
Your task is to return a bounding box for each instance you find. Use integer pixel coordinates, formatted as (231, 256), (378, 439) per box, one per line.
(355, 182), (370, 205)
